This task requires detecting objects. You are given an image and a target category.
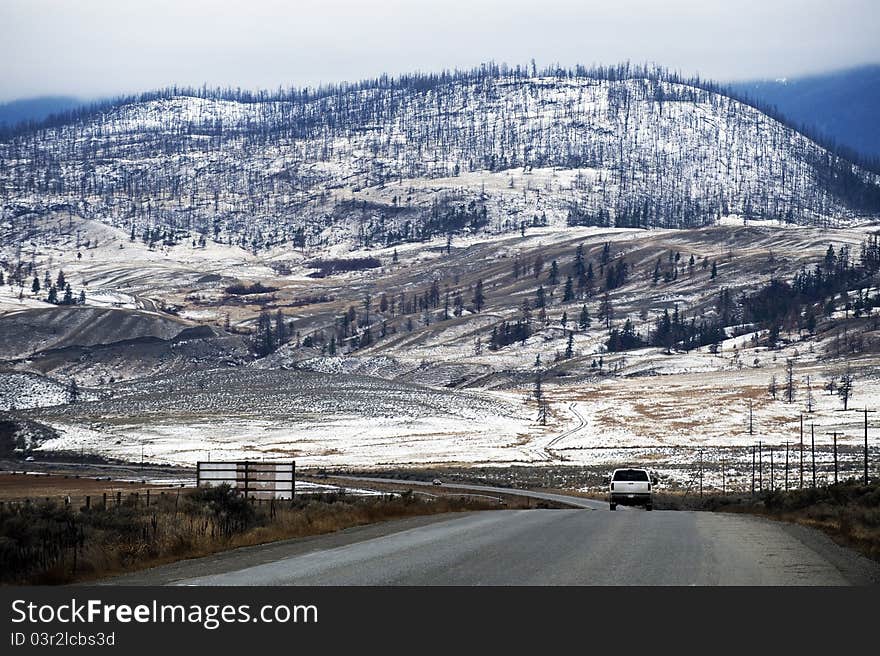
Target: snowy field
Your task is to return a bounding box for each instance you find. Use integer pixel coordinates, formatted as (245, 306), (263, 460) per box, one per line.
(35, 415), (536, 469)
(28, 367), (543, 468)
(0, 372), (101, 410)
(23, 335), (880, 484)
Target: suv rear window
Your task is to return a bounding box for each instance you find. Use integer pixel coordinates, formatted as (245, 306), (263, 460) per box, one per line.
(612, 469), (649, 481)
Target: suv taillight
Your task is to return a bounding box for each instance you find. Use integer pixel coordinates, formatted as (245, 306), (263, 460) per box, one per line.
(610, 482), (614, 491)
(648, 482), (652, 490)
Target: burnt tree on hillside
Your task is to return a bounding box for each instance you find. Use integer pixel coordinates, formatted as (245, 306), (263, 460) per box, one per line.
(785, 359), (796, 404)
(838, 370), (855, 410)
(598, 293), (613, 329)
(4, 63), (879, 255)
(472, 279), (485, 312)
(67, 379), (79, 404)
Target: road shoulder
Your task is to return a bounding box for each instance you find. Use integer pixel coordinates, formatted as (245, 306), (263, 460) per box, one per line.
(95, 511), (484, 586)
(773, 518), (880, 585)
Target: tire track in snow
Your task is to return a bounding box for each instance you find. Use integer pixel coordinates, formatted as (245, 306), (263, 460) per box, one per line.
(539, 402), (587, 461)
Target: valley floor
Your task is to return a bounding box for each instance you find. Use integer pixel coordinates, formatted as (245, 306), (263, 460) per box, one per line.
(3, 219), (880, 488)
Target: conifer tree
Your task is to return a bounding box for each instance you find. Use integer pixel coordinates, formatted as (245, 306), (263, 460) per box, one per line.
(535, 285), (546, 309)
(573, 243), (586, 279)
(579, 304), (591, 329)
(563, 275), (575, 302)
(253, 311), (275, 356)
(548, 260), (559, 285)
(533, 254), (544, 279)
(838, 370), (854, 410)
(275, 309), (288, 345)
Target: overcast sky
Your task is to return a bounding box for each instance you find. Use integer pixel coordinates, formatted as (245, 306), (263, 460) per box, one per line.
(1, 0), (878, 102)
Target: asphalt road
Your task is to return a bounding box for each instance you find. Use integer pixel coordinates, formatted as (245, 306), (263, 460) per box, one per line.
(104, 483), (880, 586)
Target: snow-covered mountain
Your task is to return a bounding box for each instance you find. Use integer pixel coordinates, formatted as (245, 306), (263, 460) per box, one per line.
(2, 65), (879, 254)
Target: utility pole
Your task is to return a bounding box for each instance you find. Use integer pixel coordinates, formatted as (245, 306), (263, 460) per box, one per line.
(838, 408), (875, 486)
(758, 441), (762, 491)
(811, 424), (816, 488)
(721, 452), (726, 495)
(751, 445), (756, 495)
(864, 408), (872, 485)
(699, 448), (703, 498)
(827, 432), (842, 485)
(785, 442), (789, 491)
(863, 408), (874, 485)
(799, 413), (804, 489)
(749, 400), (754, 436)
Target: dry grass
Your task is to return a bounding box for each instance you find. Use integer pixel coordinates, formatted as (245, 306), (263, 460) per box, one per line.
(655, 482), (880, 562)
(0, 486), (508, 585)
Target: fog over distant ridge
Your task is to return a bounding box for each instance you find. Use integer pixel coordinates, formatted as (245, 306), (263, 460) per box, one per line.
(1, 0), (878, 102)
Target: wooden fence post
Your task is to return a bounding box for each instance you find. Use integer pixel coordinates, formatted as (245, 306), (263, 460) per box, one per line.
(770, 449), (774, 490)
(811, 425), (816, 488)
(758, 441), (762, 491)
(785, 442), (789, 491)
(751, 445), (755, 495)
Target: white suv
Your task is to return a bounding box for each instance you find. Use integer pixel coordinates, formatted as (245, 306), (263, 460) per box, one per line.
(609, 468), (654, 511)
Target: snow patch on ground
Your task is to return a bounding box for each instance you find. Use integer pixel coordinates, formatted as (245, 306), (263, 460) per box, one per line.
(0, 372), (96, 410)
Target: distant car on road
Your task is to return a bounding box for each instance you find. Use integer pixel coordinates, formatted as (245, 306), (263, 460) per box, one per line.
(432, 478), (443, 486)
(609, 468), (654, 511)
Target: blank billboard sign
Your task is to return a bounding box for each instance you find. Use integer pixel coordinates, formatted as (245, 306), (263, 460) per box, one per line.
(196, 461), (295, 499)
